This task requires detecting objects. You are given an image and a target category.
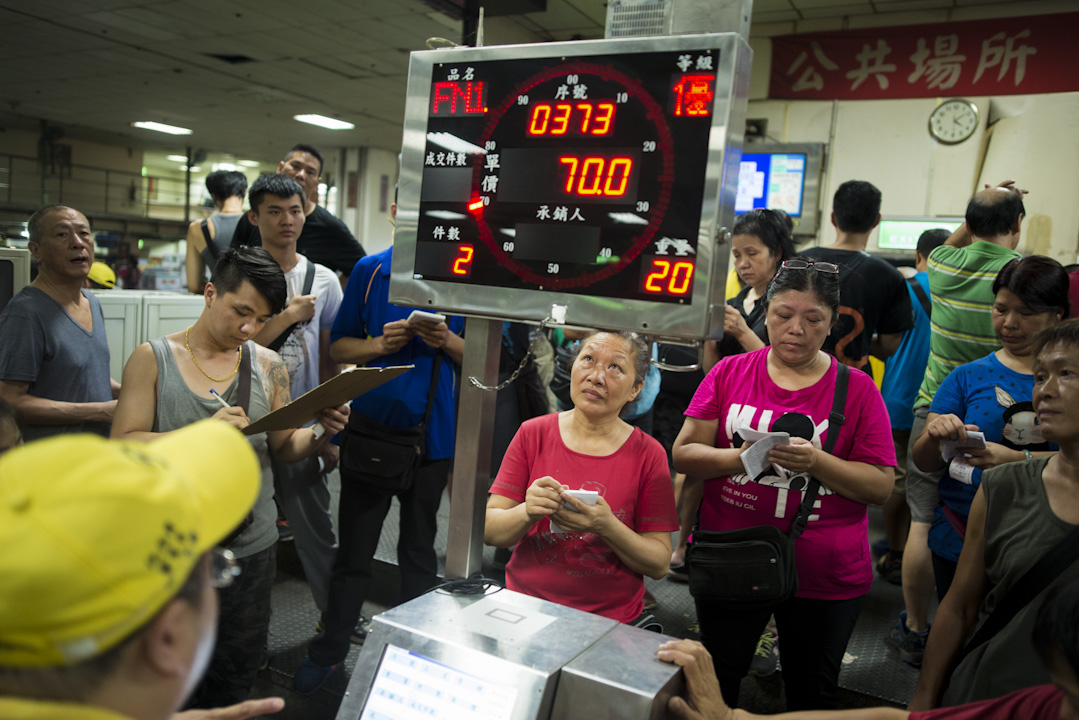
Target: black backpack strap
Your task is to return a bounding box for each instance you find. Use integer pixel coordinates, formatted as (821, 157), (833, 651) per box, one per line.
(958, 521), (1079, 664)
(267, 259), (316, 352)
(789, 363), (849, 540)
(301, 257), (315, 294)
(421, 350), (443, 430)
(200, 219), (218, 261)
(908, 276), (932, 318)
(237, 343), (252, 415)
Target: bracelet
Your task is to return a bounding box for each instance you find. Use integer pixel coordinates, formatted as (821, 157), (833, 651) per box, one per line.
(1023, 449), (1034, 460)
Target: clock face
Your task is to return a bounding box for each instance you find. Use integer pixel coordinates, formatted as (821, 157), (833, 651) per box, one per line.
(929, 99), (979, 144)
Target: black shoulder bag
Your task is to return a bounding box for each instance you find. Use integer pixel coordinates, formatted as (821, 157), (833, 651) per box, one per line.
(267, 258), (316, 352)
(687, 364), (849, 609)
(339, 353), (442, 495)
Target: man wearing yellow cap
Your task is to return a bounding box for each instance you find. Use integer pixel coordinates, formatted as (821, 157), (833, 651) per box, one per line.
(0, 421), (283, 720)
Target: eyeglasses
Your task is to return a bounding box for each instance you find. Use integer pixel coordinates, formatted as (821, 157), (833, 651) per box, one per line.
(210, 547), (241, 589)
(780, 259), (840, 274)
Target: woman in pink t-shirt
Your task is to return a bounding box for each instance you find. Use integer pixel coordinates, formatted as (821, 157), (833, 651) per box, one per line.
(673, 260), (896, 711)
(485, 331), (679, 626)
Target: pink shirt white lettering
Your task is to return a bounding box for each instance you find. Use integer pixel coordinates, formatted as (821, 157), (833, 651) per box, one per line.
(685, 348), (895, 600)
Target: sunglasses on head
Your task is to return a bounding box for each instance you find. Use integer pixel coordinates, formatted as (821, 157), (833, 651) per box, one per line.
(779, 259), (840, 274)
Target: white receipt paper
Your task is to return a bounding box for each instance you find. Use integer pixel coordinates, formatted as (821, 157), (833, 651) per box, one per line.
(550, 489), (598, 534)
(940, 431), (987, 462)
(948, 457), (976, 485)
(737, 423), (790, 478)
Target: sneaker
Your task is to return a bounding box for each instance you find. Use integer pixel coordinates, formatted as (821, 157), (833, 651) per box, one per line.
(876, 550), (903, 585)
(749, 629), (779, 677)
(888, 610), (930, 667)
(314, 615), (371, 645)
(351, 616), (372, 645)
(643, 588), (658, 611)
(293, 657), (337, 694)
(277, 517), (293, 542)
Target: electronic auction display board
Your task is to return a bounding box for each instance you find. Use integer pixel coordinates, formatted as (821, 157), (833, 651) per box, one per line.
(391, 34), (751, 339)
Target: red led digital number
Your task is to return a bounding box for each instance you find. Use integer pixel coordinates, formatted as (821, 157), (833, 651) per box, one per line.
(431, 81), (487, 115)
(672, 74), (715, 117)
(558, 156), (633, 196)
(527, 102), (615, 136)
(452, 245), (474, 276)
(643, 259), (694, 295)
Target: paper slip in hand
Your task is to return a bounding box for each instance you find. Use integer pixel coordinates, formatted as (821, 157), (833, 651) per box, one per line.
(940, 431), (987, 462)
(551, 490), (599, 534)
(948, 456), (976, 485)
(243, 365), (413, 435)
(737, 423), (790, 479)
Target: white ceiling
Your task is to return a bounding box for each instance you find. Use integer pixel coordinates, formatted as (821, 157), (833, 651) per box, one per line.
(0, 0), (1048, 170)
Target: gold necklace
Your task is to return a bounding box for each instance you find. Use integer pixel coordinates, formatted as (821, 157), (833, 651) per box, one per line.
(184, 326), (241, 383)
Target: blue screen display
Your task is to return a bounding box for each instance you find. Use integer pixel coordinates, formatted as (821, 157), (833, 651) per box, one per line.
(735, 153), (806, 217)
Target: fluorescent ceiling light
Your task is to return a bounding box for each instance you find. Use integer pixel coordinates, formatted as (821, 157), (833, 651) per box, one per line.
(294, 114), (354, 130)
(167, 154), (188, 162)
(132, 121), (192, 135)
(238, 160), (260, 167)
(427, 132), (485, 156)
(180, 166), (201, 172)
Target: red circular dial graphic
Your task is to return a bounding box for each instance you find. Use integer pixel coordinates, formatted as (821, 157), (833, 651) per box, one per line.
(469, 61), (676, 290)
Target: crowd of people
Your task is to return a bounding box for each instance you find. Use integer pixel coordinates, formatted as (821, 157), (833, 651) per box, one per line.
(1, 166), (1078, 720)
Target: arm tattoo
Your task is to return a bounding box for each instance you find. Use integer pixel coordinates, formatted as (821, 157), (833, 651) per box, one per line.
(258, 349), (291, 407)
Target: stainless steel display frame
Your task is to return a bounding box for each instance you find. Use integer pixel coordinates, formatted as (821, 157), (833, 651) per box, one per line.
(390, 33), (752, 341)
(337, 588), (622, 720)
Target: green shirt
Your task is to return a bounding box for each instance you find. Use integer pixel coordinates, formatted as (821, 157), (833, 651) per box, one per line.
(915, 241), (1021, 408)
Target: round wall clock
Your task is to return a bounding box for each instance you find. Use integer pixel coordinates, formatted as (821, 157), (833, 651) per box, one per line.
(929, 98), (979, 144)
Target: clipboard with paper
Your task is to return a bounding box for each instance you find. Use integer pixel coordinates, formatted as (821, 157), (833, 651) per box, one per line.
(243, 365), (414, 435)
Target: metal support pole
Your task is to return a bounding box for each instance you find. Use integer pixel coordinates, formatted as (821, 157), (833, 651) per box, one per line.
(183, 145), (192, 223)
(444, 317), (501, 579)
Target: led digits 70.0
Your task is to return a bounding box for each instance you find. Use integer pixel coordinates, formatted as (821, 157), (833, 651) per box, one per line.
(558, 156), (633, 196)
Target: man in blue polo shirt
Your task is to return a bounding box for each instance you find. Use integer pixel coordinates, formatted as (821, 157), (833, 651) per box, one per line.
(295, 200), (464, 693)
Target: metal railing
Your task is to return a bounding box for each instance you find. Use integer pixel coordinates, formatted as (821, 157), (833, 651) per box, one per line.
(0, 153), (196, 222)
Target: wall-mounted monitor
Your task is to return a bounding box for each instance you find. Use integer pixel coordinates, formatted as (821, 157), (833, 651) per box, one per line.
(735, 142), (823, 236)
(871, 216), (963, 257)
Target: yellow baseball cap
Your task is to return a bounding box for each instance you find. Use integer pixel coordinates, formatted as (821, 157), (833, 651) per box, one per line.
(87, 261), (116, 288)
(0, 420), (260, 667)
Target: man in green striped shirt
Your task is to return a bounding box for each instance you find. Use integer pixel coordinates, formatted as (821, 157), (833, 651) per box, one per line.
(896, 182), (1025, 649)
(916, 185), (1026, 408)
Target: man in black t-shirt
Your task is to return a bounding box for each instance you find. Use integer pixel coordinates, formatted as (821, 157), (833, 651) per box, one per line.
(231, 144), (365, 278)
(799, 180), (913, 378)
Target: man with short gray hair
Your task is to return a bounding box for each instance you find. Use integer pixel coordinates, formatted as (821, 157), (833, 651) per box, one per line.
(0, 204), (118, 440)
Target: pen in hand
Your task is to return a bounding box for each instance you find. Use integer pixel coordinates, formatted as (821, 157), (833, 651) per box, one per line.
(209, 389), (231, 409)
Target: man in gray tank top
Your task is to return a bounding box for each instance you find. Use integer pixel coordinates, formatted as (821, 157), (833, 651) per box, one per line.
(0, 204), (118, 441)
(111, 246), (350, 709)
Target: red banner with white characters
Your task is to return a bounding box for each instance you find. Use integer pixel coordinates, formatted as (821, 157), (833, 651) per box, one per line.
(769, 12), (1079, 100)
